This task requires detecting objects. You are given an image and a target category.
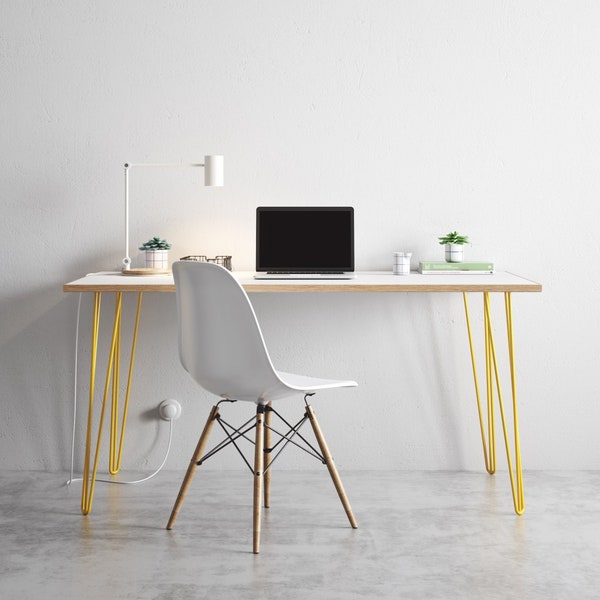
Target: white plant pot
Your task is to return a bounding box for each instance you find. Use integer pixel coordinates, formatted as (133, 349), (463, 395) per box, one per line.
(145, 249), (169, 269)
(444, 244), (464, 263)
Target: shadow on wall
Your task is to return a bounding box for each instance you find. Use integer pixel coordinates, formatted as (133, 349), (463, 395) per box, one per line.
(250, 290), (474, 469)
(0, 282), (76, 470)
(0, 284), (182, 472)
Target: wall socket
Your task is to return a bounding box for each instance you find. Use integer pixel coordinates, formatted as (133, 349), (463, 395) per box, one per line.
(158, 399), (182, 421)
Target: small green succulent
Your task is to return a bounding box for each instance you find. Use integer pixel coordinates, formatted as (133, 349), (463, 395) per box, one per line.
(139, 236), (172, 251)
(438, 231), (469, 245)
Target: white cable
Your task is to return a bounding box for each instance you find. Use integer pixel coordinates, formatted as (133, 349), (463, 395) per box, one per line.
(67, 418), (174, 486)
(66, 287), (175, 488)
(67, 293), (83, 486)
(97, 417), (174, 485)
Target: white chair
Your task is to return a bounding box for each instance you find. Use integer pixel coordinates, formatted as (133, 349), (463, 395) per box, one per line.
(166, 261), (358, 553)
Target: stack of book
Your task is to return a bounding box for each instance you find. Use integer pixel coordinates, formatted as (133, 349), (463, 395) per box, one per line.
(419, 261), (494, 275)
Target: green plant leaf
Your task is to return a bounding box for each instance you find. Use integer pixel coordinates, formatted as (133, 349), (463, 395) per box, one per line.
(438, 231), (469, 245)
(139, 235), (171, 251)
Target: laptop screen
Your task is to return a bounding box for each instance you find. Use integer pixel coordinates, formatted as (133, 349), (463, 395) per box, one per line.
(256, 207), (354, 272)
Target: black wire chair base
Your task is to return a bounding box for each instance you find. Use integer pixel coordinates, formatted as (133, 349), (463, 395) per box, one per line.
(196, 400), (327, 475)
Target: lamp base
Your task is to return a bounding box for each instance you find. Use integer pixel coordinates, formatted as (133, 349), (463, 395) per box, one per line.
(121, 268), (171, 276)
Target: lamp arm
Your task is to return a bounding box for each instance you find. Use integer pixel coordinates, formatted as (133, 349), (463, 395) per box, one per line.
(125, 163), (207, 168)
(121, 156), (223, 271)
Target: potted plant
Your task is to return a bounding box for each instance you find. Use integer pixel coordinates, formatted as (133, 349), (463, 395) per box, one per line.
(139, 236), (172, 270)
(438, 231), (469, 263)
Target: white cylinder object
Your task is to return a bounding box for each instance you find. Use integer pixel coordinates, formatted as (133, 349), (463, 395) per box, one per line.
(204, 155), (224, 187)
(393, 252), (412, 275)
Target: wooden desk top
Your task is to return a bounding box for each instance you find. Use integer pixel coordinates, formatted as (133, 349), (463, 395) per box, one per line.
(64, 271), (542, 293)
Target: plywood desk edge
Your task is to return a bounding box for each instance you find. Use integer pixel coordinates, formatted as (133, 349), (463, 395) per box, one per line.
(63, 271), (542, 294)
(240, 281), (543, 293)
(63, 282), (177, 293)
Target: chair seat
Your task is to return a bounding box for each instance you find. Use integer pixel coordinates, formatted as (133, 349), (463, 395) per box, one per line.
(238, 371), (357, 404)
(277, 371), (358, 393)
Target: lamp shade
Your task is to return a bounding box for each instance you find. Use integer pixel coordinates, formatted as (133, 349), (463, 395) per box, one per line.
(204, 155), (224, 187)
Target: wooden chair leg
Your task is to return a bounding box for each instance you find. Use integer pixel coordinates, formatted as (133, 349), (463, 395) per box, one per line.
(305, 404), (358, 529)
(263, 402), (272, 509)
(166, 405), (219, 530)
(253, 405), (265, 554)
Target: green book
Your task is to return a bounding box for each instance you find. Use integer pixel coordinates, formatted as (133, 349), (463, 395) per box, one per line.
(419, 261), (494, 274)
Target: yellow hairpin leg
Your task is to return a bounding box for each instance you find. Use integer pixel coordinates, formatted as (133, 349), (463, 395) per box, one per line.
(81, 292), (102, 515)
(504, 292), (524, 513)
(463, 293), (495, 474)
(110, 293), (143, 474)
(109, 296), (122, 474)
(463, 291), (525, 515)
(81, 292), (122, 514)
(80, 292), (144, 514)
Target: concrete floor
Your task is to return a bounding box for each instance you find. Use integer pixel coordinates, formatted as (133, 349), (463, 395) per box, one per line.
(1, 469), (599, 599)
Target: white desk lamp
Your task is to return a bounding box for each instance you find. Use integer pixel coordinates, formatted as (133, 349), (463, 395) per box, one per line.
(122, 155), (224, 272)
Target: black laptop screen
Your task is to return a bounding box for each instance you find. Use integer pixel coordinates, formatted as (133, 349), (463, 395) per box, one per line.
(256, 207), (354, 272)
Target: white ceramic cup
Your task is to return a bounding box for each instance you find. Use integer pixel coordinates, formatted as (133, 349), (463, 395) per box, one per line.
(393, 252), (412, 275)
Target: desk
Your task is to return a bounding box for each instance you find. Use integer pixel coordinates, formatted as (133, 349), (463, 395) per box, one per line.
(64, 270), (541, 515)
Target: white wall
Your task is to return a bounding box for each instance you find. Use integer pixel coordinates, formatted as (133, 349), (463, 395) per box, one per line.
(1, 1), (598, 473)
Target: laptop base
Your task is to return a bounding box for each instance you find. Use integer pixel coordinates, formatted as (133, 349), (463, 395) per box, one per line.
(254, 272), (356, 280)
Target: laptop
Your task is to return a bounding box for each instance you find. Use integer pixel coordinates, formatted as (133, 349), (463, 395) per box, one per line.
(254, 206), (355, 279)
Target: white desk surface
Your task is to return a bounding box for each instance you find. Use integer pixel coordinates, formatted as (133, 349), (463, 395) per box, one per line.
(64, 270), (542, 293)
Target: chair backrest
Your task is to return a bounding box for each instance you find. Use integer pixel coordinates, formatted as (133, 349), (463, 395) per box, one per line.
(172, 261), (283, 403)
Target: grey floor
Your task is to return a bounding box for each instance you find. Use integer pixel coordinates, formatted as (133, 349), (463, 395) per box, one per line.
(1, 469), (599, 599)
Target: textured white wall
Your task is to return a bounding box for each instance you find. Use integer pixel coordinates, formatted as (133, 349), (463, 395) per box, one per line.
(1, 1), (597, 473)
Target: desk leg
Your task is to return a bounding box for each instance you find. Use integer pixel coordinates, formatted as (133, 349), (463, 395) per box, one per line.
(463, 291), (525, 515)
(80, 292), (144, 515)
(110, 293), (143, 474)
(81, 292), (102, 515)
